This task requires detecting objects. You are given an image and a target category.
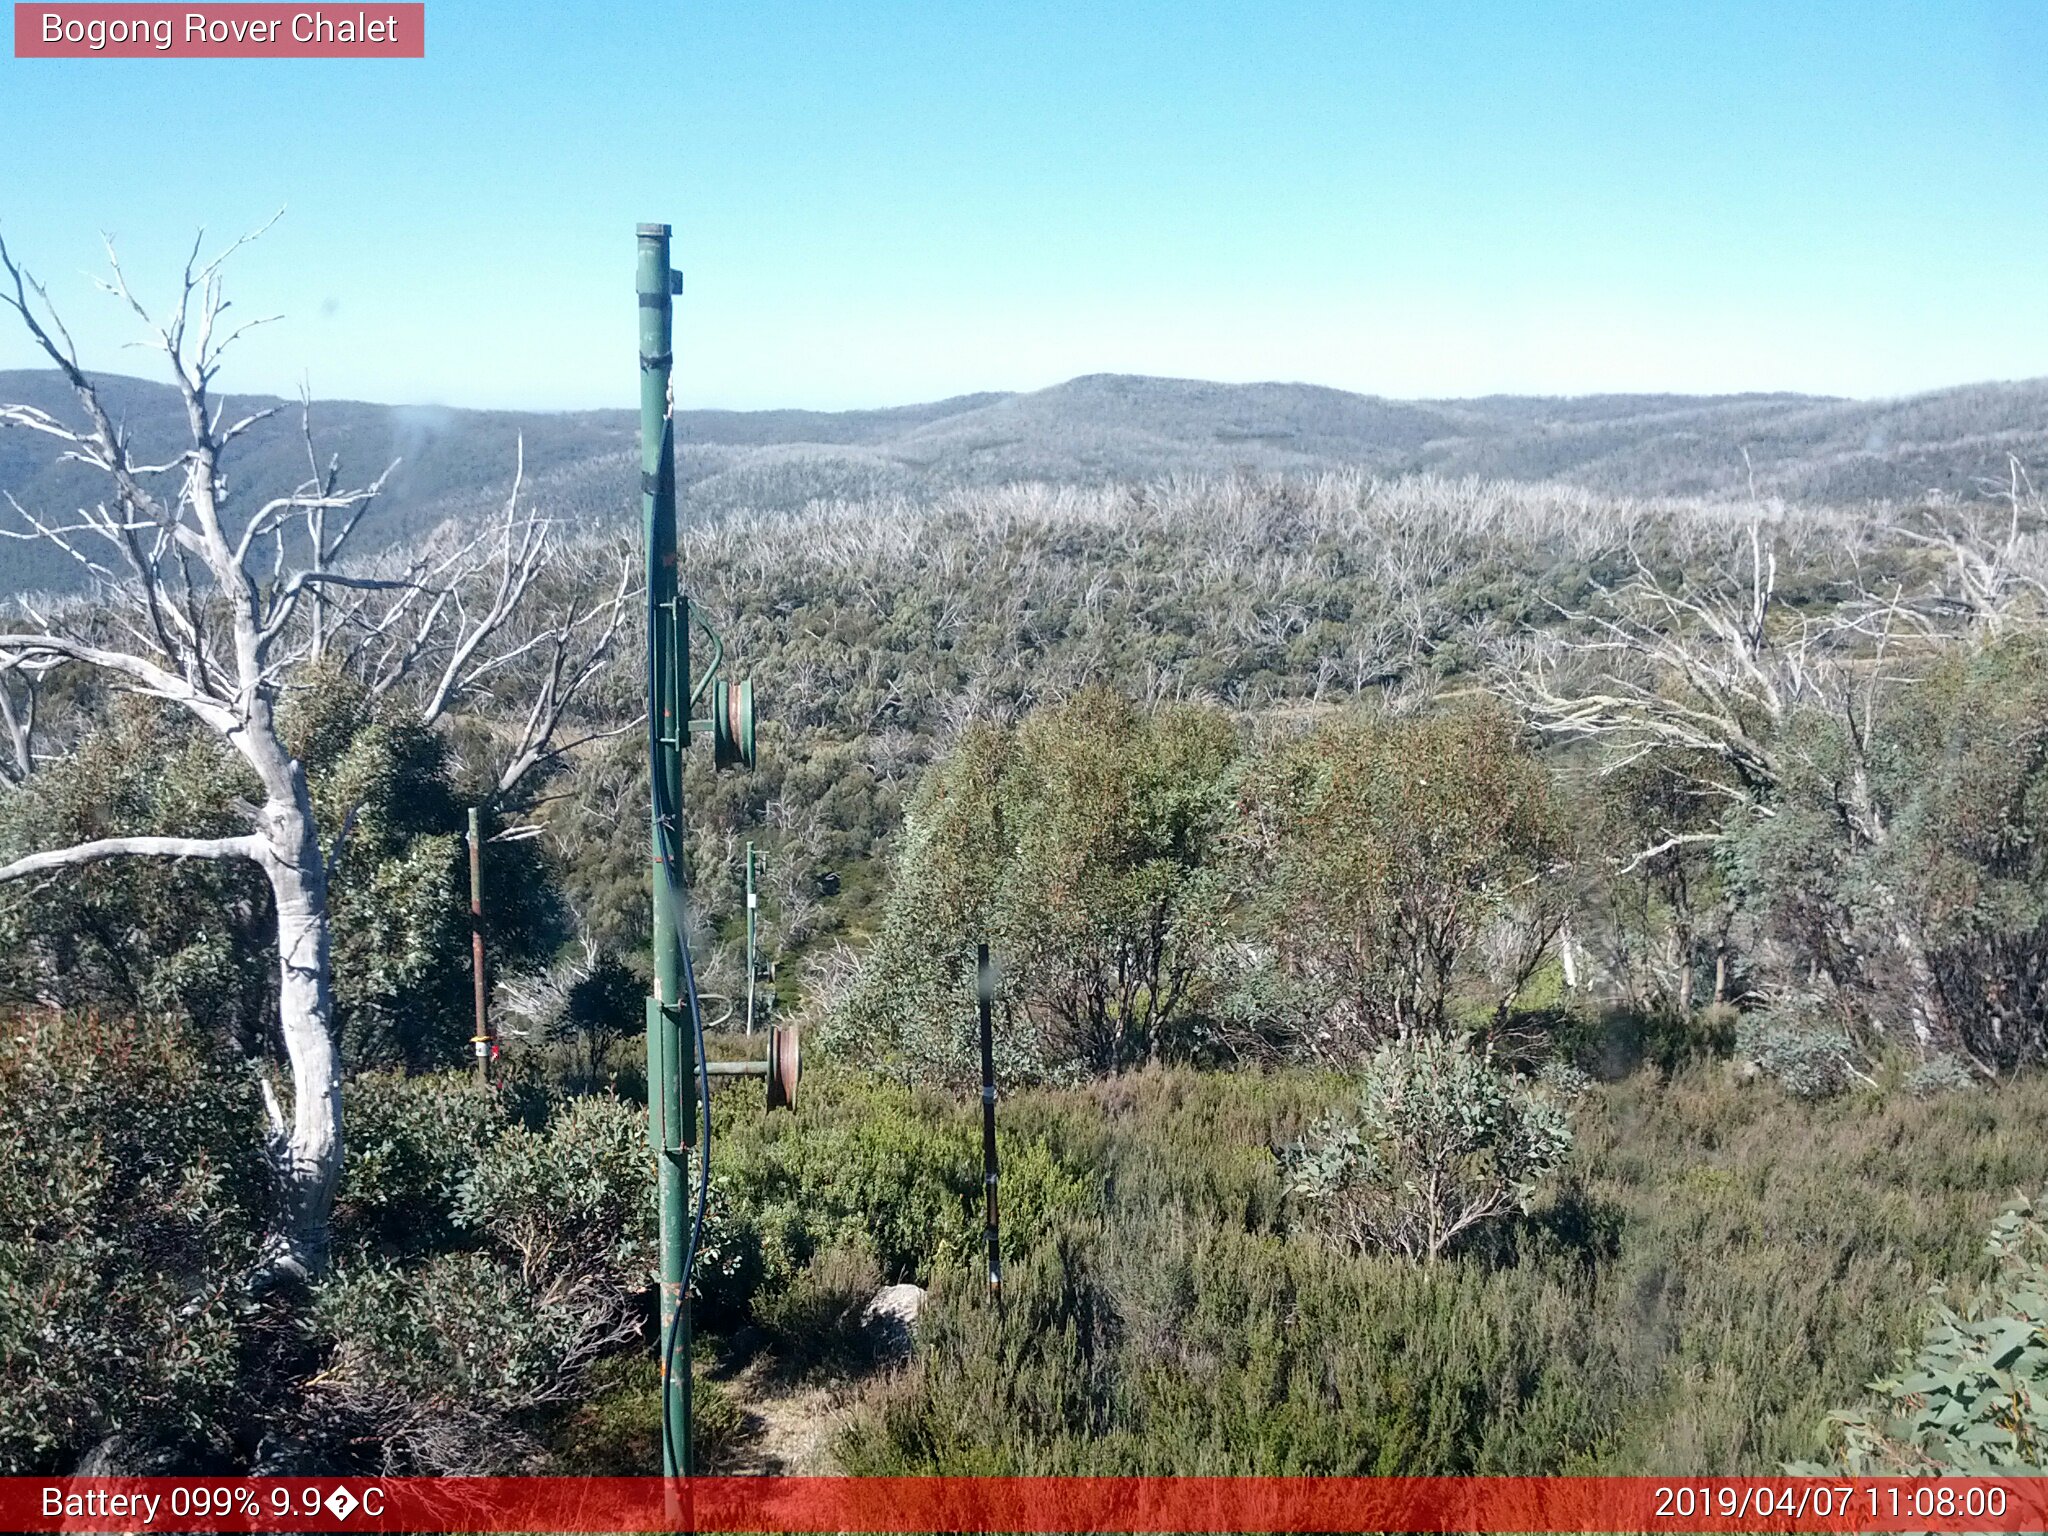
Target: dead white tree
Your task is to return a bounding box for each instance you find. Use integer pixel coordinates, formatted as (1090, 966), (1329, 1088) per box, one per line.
(0, 657), (44, 785)
(1505, 510), (2047, 1054)
(0, 226), (627, 1280)
(1895, 457), (2048, 637)
(1507, 525), (1817, 813)
(1502, 528), (1870, 1016)
(299, 441), (636, 806)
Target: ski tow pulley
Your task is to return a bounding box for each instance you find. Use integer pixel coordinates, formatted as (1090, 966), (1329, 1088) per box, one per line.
(702, 1022), (801, 1112)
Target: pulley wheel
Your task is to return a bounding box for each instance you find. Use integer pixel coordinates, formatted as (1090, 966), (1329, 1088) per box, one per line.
(764, 1023), (800, 1111)
(712, 677), (757, 771)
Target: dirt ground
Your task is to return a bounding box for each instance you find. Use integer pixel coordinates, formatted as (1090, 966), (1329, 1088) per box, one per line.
(718, 1358), (860, 1475)
(703, 1325), (897, 1474)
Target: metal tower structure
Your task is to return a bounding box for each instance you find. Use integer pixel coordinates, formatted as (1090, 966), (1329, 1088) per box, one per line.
(637, 221), (794, 1478)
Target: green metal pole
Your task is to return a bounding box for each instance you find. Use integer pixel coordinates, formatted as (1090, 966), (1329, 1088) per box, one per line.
(745, 841), (757, 1036)
(638, 222), (694, 1479)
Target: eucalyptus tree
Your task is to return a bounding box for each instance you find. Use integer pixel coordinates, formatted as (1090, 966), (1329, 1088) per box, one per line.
(0, 227), (628, 1280)
(1508, 506), (2048, 1063)
(1232, 705), (1572, 1052)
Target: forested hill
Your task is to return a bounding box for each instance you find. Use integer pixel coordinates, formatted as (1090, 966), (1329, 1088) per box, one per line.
(3, 366), (2047, 593)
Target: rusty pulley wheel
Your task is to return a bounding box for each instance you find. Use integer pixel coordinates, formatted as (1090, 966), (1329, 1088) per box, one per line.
(712, 677), (756, 771)
(764, 1023), (800, 1112)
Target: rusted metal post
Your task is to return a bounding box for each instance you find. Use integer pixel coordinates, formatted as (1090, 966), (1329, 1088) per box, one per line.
(978, 942), (1001, 1300)
(468, 806), (489, 1083)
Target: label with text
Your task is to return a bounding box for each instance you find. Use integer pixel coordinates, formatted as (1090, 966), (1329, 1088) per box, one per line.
(15, 4), (424, 57)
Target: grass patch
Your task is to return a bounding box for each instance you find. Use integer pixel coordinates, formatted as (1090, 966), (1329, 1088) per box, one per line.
(816, 1063), (2048, 1475)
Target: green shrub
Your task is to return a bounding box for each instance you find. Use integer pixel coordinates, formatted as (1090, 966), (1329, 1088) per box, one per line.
(1231, 706), (1572, 1051)
(1727, 634), (2048, 1075)
(713, 1078), (978, 1305)
(700, 1073), (1102, 1325)
(835, 1062), (2048, 1476)
(331, 1071), (504, 1261)
(455, 1096), (655, 1292)
(829, 691), (1240, 1083)
(1904, 1052), (1980, 1099)
(1795, 1190), (2048, 1472)
(542, 1349), (744, 1474)
(1738, 1001), (1856, 1100)
(311, 1248), (638, 1472)
(755, 1241), (887, 1375)
(291, 676), (569, 1075)
(691, 1366), (751, 1471)
(311, 1091), (656, 1472)
(1287, 1035), (1572, 1262)
(0, 1010), (268, 1472)
(0, 708), (274, 1051)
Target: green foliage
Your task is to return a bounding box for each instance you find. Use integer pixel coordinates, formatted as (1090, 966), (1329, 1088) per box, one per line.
(310, 1091), (654, 1472)
(1232, 705), (1572, 1049)
(0, 670), (571, 1077)
(559, 948), (644, 1088)
(496, 943), (646, 1096)
(0, 1010), (268, 1472)
(695, 1073), (1099, 1325)
(453, 1096), (656, 1293)
(1738, 1000), (1857, 1101)
(1730, 632), (2048, 1073)
(833, 689), (1240, 1083)
(1904, 1052), (1980, 1098)
(0, 704), (273, 1051)
(753, 1241), (887, 1373)
(1796, 1190), (2048, 1473)
(289, 673), (567, 1074)
(836, 1063), (2048, 1476)
(311, 1249), (628, 1472)
(834, 694), (1575, 1084)
(1287, 1034), (1573, 1261)
(706, 1080), (978, 1309)
(331, 1071), (505, 1261)
(1582, 754), (1734, 1020)
(1895, 636), (2048, 1070)
(19, 458), (2048, 1482)
(689, 1362), (751, 1470)
(539, 1347), (748, 1474)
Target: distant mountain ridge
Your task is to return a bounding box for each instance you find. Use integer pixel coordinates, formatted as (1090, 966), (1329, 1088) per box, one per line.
(0, 367), (2043, 594)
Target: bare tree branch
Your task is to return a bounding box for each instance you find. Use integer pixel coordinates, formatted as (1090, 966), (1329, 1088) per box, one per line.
(0, 832), (263, 882)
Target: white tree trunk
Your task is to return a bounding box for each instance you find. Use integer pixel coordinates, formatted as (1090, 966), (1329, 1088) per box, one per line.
(253, 767), (341, 1283)
(0, 761), (346, 1281)
(1844, 763), (1945, 1052)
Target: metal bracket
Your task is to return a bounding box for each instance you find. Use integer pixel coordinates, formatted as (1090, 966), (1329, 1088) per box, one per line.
(690, 618), (724, 708)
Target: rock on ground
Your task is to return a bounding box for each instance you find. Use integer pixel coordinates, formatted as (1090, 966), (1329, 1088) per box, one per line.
(860, 1282), (927, 1359)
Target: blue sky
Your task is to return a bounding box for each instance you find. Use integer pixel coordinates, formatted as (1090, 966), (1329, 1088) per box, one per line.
(2, 1), (2045, 410)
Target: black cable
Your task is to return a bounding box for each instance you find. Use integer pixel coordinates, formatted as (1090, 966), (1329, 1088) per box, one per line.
(648, 605), (713, 1479)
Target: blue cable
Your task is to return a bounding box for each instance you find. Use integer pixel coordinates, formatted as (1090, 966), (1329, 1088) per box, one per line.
(648, 607), (713, 1478)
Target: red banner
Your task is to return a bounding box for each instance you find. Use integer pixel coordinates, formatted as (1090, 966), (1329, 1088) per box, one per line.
(5, 1476), (2048, 1533)
(14, 4), (423, 57)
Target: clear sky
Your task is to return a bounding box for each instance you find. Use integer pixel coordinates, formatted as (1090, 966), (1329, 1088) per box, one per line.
(2, 1), (2045, 411)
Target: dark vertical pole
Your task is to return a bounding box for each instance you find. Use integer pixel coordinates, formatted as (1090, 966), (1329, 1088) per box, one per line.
(978, 943), (1002, 1300)
(744, 840), (757, 1035)
(639, 222), (693, 1479)
(468, 806), (488, 1084)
